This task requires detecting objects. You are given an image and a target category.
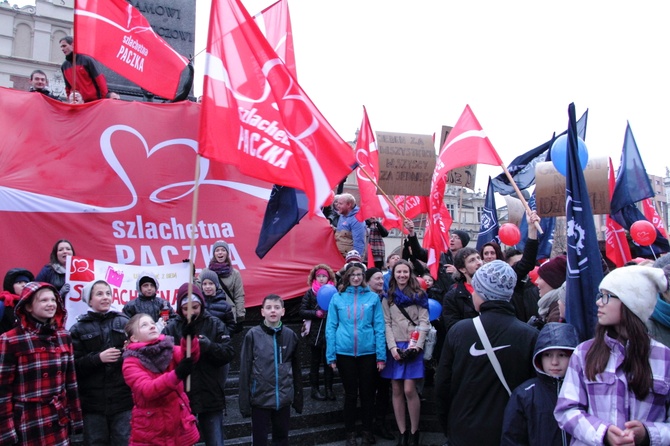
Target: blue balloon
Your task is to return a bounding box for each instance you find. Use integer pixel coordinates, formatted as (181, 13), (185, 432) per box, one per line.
(316, 284), (337, 310)
(550, 134), (588, 176)
(428, 298), (442, 321)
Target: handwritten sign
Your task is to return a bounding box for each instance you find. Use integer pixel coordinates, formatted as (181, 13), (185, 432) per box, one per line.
(534, 157), (609, 217)
(377, 131), (435, 196)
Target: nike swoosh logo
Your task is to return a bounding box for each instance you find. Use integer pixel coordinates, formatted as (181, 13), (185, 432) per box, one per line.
(469, 343), (511, 357)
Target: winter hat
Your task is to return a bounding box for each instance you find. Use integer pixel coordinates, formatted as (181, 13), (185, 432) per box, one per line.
(81, 280), (111, 306)
(13, 275), (31, 284)
(599, 265), (669, 322)
(180, 294), (203, 307)
(471, 260), (517, 302)
(212, 240), (229, 255)
(198, 269), (221, 289)
(452, 230), (470, 247)
(345, 250), (362, 263)
(365, 267), (382, 282)
(538, 255), (567, 290)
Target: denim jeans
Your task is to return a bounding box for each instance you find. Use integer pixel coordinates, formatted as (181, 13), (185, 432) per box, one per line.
(198, 410), (225, 446)
(82, 410), (131, 446)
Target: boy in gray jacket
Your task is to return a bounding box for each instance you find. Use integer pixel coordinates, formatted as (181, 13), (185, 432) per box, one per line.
(239, 294), (303, 446)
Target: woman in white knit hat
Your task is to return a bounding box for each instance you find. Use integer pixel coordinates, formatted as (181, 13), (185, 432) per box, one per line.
(555, 265), (670, 446)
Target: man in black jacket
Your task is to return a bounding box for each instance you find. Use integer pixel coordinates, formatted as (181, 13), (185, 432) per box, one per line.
(435, 260), (538, 446)
(165, 283), (234, 446)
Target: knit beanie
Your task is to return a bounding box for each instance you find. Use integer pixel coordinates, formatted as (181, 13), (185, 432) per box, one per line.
(452, 230), (470, 247)
(198, 269), (221, 289)
(599, 265), (669, 322)
(365, 267), (382, 282)
(212, 240), (229, 255)
(471, 260), (517, 302)
(538, 255), (567, 290)
(345, 250), (362, 263)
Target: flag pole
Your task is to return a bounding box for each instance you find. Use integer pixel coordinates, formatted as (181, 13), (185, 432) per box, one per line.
(184, 154), (202, 392)
(357, 166), (408, 221)
(500, 162), (544, 234)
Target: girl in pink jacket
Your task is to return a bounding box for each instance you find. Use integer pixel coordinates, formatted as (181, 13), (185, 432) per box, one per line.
(122, 313), (200, 446)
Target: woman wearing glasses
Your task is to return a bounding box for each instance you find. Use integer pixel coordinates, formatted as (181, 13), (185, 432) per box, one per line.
(326, 262), (387, 446)
(555, 265), (670, 446)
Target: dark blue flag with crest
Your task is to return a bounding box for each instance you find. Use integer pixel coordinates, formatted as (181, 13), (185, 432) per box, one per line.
(255, 185), (309, 259)
(564, 103), (603, 342)
(476, 177), (500, 251)
(492, 110), (588, 195)
(610, 123), (670, 256)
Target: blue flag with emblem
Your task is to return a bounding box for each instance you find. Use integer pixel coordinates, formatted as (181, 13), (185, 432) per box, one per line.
(476, 177), (500, 251)
(564, 103), (603, 341)
(492, 110), (588, 195)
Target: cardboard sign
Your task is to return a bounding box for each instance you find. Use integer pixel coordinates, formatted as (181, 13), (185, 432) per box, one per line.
(439, 125), (477, 189)
(534, 157), (609, 217)
(376, 131), (436, 196)
(503, 195), (526, 227)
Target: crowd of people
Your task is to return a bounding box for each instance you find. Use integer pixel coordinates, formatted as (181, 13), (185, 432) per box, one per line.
(2, 194), (670, 446)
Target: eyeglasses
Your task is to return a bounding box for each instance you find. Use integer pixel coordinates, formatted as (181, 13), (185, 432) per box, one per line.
(596, 292), (619, 305)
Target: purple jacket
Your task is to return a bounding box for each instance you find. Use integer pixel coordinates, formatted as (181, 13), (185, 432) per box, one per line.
(555, 334), (670, 445)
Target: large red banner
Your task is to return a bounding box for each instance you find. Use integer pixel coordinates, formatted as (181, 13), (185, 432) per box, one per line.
(0, 88), (343, 307)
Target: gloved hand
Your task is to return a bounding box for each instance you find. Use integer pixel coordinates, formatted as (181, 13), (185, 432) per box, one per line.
(59, 283), (71, 298)
(315, 309), (325, 319)
(230, 321), (244, 335)
(182, 320), (198, 338)
(175, 357), (194, 380)
(197, 335), (211, 353)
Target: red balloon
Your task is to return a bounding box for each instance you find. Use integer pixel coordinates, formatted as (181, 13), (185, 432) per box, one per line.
(498, 223), (521, 246)
(630, 220), (657, 246)
(417, 277), (428, 291)
(323, 190), (335, 207)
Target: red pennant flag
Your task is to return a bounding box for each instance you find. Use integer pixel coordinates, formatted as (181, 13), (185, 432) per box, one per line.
(199, 0), (355, 214)
(643, 198), (668, 239)
(394, 195), (429, 220)
(74, 0), (189, 99)
(254, 0), (297, 79)
(606, 158), (632, 267)
(426, 105), (501, 274)
(354, 106), (401, 229)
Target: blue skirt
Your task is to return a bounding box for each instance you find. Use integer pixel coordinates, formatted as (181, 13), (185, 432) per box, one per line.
(380, 341), (424, 380)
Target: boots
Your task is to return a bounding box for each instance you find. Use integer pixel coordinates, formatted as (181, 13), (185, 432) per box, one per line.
(408, 430), (421, 446)
(396, 431), (409, 446)
(325, 387), (336, 401)
(325, 369), (336, 400)
(345, 432), (358, 446)
(360, 431), (376, 445)
(311, 387), (327, 401)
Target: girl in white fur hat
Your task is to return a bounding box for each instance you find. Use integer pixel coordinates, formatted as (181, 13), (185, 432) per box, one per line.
(554, 265), (670, 446)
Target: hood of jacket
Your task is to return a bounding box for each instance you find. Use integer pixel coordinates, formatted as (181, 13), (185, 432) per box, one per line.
(14, 281), (67, 330)
(3, 268), (35, 293)
(532, 322), (579, 376)
(136, 270), (160, 292)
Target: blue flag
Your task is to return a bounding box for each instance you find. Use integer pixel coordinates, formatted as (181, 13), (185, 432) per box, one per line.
(564, 103), (602, 341)
(491, 110), (588, 195)
(610, 123), (670, 256)
(476, 177), (500, 251)
(255, 185), (308, 259)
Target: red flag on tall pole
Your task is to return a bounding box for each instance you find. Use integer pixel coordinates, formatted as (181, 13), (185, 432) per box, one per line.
(74, 0), (189, 99)
(254, 0), (297, 79)
(199, 0), (355, 214)
(426, 105), (503, 275)
(354, 106), (401, 229)
(605, 158), (632, 267)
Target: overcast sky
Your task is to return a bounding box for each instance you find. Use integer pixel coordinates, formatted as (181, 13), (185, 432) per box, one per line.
(15, 0), (670, 194)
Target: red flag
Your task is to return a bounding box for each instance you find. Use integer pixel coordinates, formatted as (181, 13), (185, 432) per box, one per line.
(394, 195), (429, 220)
(254, 0), (297, 79)
(74, 0), (189, 99)
(354, 107), (401, 229)
(199, 0), (355, 214)
(606, 158), (632, 267)
(643, 198), (668, 239)
(426, 105), (501, 274)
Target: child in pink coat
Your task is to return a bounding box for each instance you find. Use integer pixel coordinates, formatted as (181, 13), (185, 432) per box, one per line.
(122, 313), (200, 445)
